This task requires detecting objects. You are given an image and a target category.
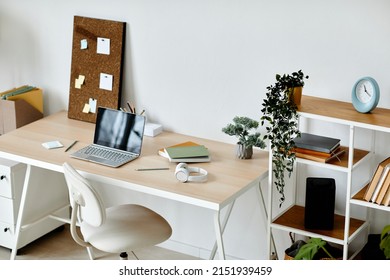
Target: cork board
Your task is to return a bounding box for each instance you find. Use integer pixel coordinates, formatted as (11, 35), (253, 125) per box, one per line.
(68, 16), (126, 123)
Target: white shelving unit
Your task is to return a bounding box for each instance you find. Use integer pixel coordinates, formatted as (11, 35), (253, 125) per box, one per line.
(267, 95), (390, 260)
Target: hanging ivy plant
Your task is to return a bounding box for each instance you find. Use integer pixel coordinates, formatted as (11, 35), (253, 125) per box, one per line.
(261, 70), (308, 206)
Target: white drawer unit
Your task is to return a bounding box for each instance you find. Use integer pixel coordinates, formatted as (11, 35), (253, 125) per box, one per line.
(0, 158), (70, 253)
(0, 158), (26, 249)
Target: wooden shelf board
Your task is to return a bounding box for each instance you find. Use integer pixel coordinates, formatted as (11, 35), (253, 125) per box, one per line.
(295, 146), (369, 168)
(352, 184), (390, 211)
(272, 205), (365, 240)
(297, 146), (369, 168)
(298, 95), (390, 130)
(353, 185), (368, 201)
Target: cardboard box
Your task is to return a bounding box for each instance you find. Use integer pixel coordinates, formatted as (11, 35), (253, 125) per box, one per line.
(0, 87), (43, 134)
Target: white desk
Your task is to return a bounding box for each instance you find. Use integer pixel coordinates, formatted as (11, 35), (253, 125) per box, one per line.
(0, 111), (269, 259)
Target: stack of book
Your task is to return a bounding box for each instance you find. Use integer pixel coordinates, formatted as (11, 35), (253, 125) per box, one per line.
(363, 157), (390, 206)
(293, 133), (345, 163)
(158, 141), (211, 163)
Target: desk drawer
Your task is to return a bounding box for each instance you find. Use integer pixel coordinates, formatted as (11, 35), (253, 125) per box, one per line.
(0, 159), (26, 198)
(0, 166), (12, 198)
(0, 220), (15, 249)
(0, 196), (17, 224)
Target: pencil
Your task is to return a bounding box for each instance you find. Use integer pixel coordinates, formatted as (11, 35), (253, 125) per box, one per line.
(65, 140), (78, 152)
(135, 168), (169, 171)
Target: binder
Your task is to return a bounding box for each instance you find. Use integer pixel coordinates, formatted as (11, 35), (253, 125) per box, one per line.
(0, 86), (43, 134)
(5, 87), (43, 113)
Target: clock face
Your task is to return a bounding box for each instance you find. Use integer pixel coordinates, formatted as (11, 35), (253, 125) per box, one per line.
(356, 80), (374, 104)
(352, 77), (380, 113)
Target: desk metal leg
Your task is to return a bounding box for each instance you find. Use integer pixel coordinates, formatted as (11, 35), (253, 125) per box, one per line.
(10, 165), (33, 260)
(257, 175), (278, 260)
(10, 165), (69, 260)
(210, 201), (235, 260)
(213, 210), (226, 260)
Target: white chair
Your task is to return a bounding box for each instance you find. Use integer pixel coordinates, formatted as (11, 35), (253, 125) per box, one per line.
(62, 162), (172, 260)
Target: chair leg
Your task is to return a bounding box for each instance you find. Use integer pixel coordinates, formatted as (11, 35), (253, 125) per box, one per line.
(87, 247), (95, 260)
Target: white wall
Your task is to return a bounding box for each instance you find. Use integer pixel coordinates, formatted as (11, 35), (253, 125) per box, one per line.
(1, 0), (390, 259)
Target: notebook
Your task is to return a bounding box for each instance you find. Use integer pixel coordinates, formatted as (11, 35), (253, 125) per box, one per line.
(70, 107), (146, 168)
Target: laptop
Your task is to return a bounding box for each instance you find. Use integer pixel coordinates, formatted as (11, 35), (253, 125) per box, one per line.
(70, 107), (146, 168)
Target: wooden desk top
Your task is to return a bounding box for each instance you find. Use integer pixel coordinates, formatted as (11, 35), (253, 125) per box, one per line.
(0, 111), (269, 210)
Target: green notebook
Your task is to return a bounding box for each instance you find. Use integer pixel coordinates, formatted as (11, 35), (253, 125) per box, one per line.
(164, 145), (209, 159)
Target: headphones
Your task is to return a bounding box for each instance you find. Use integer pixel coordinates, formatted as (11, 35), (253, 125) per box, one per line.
(175, 163), (208, 183)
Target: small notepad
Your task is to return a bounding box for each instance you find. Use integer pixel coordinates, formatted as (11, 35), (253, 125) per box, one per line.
(42, 141), (64, 149)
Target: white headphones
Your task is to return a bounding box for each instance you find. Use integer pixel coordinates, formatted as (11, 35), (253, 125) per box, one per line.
(175, 163), (208, 183)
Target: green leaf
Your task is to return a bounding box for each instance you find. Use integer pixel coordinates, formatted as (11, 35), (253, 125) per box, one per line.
(380, 224), (390, 259)
(222, 116), (266, 148)
(294, 238), (329, 260)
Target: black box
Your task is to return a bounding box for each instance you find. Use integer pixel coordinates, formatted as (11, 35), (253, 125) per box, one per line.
(304, 177), (336, 230)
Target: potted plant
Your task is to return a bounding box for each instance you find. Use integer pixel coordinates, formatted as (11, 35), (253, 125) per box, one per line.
(222, 116), (266, 159)
(380, 224), (390, 259)
(261, 70), (309, 205)
(293, 238), (340, 260)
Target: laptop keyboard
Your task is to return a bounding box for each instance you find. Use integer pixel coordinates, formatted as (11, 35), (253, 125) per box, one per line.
(79, 145), (137, 166)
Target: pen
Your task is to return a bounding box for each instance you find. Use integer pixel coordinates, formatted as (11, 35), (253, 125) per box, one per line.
(65, 140), (78, 152)
(127, 101), (134, 113)
(135, 168), (169, 171)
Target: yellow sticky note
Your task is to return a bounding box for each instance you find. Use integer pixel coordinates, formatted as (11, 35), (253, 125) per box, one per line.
(75, 75), (85, 89)
(75, 79), (81, 89)
(79, 75), (85, 84)
(82, 104), (90, 113)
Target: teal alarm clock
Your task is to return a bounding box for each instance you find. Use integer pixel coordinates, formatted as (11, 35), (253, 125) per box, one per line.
(352, 77), (380, 113)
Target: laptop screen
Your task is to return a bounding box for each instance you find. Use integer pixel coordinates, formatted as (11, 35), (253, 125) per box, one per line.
(94, 107), (146, 154)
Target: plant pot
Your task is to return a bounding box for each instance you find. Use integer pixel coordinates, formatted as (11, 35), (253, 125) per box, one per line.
(285, 240), (343, 260)
(289, 86), (302, 106)
(284, 240), (307, 260)
(236, 144), (253, 159)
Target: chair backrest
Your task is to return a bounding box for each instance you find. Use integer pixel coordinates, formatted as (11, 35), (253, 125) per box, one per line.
(63, 162), (106, 227)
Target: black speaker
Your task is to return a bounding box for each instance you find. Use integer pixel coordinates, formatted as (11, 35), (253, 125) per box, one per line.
(304, 177), (336, 230)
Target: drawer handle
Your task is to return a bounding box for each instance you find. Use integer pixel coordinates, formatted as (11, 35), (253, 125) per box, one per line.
(4, 227), (10, 232)
(0, 175), (5, 180)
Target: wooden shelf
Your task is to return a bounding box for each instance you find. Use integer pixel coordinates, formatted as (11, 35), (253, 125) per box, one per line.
(296, 146), (369, 168)
(298, 95), (390, 131)
(268, 95), (390, 260)
(351, 184), (390, 211)
(272, 205), (365, 241)
(352, 185), (367, 201)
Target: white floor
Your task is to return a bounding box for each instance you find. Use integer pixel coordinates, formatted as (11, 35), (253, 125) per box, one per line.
(0, 225), (199, 260)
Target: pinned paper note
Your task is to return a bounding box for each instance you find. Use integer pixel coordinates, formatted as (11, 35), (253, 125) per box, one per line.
(80, 39), (88, 50)
(99, 73), (113, 91)
(97, 37), (110, 55)
(89, 98), (97, 113)
(75, 74), (86, 89)
(78, 75), (85, 84)
(82, 104), (91, 113)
